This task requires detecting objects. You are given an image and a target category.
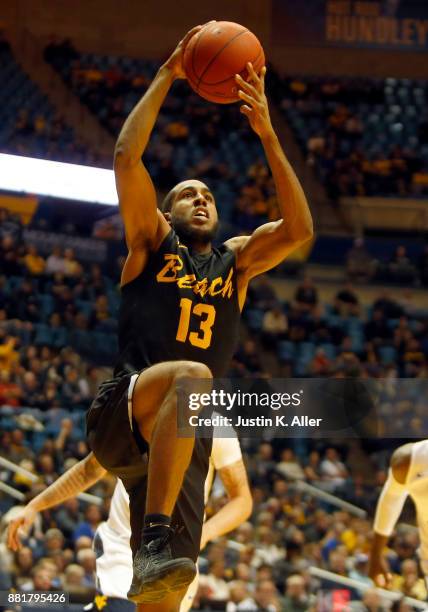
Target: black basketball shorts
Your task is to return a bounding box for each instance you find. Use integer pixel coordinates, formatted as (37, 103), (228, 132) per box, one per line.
(86, 372), (212, 561)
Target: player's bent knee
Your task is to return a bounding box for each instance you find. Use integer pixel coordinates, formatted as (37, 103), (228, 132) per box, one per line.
(174, 361), (213, 381)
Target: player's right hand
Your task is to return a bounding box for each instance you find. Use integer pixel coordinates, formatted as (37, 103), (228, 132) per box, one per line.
(7, 506), (37, 551)
(368, 557), (392, 589)
(164, 21), (215, 80)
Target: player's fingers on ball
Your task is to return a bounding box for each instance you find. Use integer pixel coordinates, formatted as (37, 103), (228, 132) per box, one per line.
(183, 24), (203, 44)
(247, 62), (259, 83)
(240, 105), (252, 115)
(235, 74), (258, 97)
(238, 90), (256, 106)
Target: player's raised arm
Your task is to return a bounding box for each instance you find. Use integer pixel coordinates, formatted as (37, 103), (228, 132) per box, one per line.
(7, 452), (106, 551)
(228, 63), (313, 280)
(113, 25), (206, 251)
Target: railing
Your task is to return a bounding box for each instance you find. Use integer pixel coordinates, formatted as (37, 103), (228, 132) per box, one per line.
(0, 456), (103, 506)
(310, 567), (428, 610)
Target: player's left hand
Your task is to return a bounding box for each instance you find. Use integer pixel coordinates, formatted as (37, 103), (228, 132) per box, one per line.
(7, 506), (37, 551)
(235, 64), (272, 138)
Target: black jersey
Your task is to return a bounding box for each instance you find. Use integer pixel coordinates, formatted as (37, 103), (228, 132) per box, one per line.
(114, 229), (240, 378)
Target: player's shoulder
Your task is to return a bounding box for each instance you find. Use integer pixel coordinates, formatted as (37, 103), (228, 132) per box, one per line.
(223, 235), (250, 253)
(391, 442), (414, 484)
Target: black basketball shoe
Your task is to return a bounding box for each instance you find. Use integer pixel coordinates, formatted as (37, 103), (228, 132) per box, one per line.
(127, 527), (196, 604)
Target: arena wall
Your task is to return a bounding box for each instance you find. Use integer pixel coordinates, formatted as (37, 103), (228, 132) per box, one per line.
(1, 0), (427, 77)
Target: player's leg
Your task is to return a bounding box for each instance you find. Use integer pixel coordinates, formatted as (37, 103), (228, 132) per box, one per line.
(131, 360), (212, 519)
(137, 588), (187, 612)
(127, 360), (211, 603)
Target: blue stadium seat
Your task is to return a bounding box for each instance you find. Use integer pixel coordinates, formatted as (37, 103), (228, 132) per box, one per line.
(33, 323), (53, 346)
(278, 340), (296, 362)
(51, 327), (68, 349)
(379, 346), (397, 364)
(245, 309), (264, 333)
(320, 343), (337, 360)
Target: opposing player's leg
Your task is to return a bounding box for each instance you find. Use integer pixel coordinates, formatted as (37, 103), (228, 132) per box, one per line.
(127, 360), (211, 603)
(137, 587), (187, 612)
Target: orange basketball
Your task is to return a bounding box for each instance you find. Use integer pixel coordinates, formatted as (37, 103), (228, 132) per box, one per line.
(183, 21), (265, 104)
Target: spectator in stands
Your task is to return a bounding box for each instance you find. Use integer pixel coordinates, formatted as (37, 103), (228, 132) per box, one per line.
(61, 366), (89, 409)
(418, 244), (428, 286)
(8, 429), (33, 463)
(37, 454), (58, 486)
(281, 574), (311, 612)
(63, 248), (82, 277)
(226, 580), (256, 611)
(89, 294), (112, 329)
(248, 275), (278, 310)
(21, 564), (55, 592)
(235, 340), (263, 375)
(304, 450), (323, 487)
(320, 447), (349, 492)
(253, 580), (280, 612)
(0, 370), (21, 406)
(0, 209), (23, 242)
(392, 559), (426, 600)
(373, 290), (403, 319)
(45, 246), (66, 275)
(310, 347), (331, 376)
(10, 547), (34, 589)
(76, 548), (96, 588)
(389, 246), (417, 284)
(349, 588), (385, 612)
(364, 309), (392, 347)
(20, 371), (42, 407)
(198, 560), (230, 603)
(294, 276), (318, 313)
(346, 238), (376, 283)
(253, 527), (286, 568)
(43, 528), (65, 556)
(276, 448), (305, 481)
(53, 498), (81, 542)
(72, 503), (102, 542)
(334, 283), (360, 317)
(62, 563), (94, 602)
(349, 553), (371, 586)
(250, 443), (276, 486)
(261, 303), (288, 350)
(0, 235), (22, 276)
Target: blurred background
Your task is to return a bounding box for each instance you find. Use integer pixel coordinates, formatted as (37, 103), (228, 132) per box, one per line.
(0, 0), (428, 610)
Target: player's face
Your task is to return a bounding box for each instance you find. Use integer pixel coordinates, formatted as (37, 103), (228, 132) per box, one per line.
(170, 180), (219, 245)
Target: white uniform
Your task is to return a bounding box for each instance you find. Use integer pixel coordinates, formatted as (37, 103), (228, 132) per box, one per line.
(94, 433), (243, 609)
(374, 440), (428, 574)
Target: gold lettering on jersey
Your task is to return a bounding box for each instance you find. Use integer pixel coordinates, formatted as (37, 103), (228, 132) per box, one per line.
(157, 254), (234, 298)
(177, 274), (197, 289)
(156, 254), (183, 282)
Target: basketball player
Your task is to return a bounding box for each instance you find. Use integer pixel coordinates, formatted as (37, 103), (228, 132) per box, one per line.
(369, 440), (428, 590)
(86, 20), (312, 608)
(7, 431), (251, 612)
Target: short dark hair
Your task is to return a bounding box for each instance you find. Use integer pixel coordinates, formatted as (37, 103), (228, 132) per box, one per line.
(161, 188), (176, 213)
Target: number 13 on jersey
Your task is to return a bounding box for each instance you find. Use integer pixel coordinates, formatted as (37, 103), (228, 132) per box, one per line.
(176, 298), (216, 349)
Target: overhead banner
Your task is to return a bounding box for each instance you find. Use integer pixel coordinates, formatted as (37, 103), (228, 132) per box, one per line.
(272, 0), (428, 51)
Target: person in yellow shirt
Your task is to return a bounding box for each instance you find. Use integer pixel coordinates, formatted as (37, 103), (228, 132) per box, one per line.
(23, 245), (45, 276)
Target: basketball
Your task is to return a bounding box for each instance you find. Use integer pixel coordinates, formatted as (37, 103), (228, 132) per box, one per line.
(183, 21), (265, 104)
